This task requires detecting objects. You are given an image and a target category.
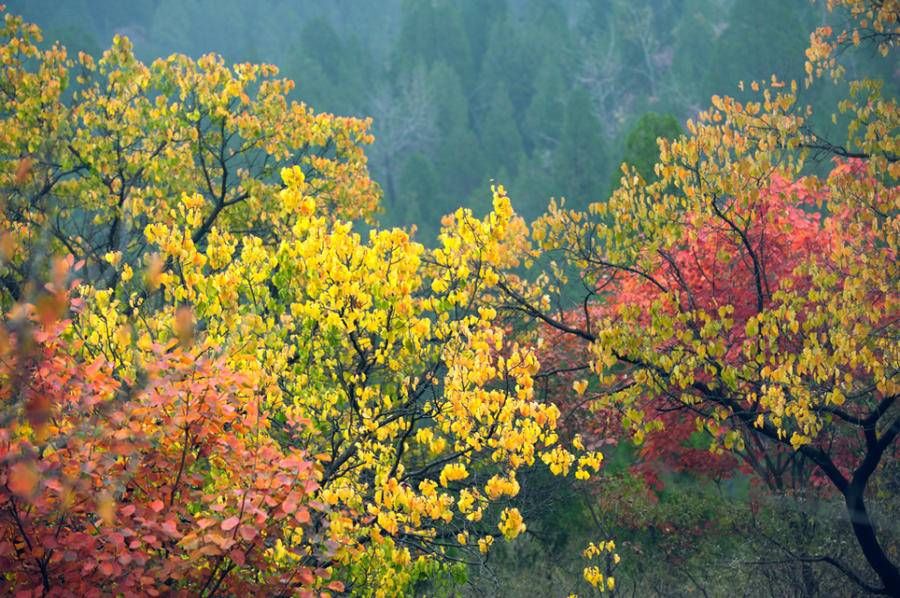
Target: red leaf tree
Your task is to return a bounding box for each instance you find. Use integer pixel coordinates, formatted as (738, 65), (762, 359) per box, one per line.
(0, 269), (334, 597)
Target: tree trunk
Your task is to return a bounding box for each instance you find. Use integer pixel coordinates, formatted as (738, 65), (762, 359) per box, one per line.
(844, 480), (900, 596)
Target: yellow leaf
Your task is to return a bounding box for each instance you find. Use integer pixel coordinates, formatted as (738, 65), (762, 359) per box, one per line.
(573, 379), (589, 396)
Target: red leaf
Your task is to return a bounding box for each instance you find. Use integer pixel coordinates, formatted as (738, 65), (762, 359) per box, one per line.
(281, 494), (298, 514)
(297, 567), (315, 585)
(238, 525), (257, 542)
(99, 561), (116, 576)
(221, 516), (240, 532)
(160, 519), (179, 538)
(149, 499), (164, 513)
(229, 548), (246, 566)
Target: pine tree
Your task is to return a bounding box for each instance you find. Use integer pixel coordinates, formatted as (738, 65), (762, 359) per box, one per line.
(553, 88), (608, 211)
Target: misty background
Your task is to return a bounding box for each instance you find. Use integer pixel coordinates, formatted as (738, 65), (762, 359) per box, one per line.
(9, 0), (883, 240)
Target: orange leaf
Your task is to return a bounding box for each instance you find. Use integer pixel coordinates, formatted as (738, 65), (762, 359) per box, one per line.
(196, 517), (217, 530)
(97, 492), (115, 525)
(8, 462), (39, 497)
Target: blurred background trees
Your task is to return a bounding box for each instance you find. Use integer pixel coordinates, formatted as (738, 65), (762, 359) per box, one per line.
(14, 0), (893, 240)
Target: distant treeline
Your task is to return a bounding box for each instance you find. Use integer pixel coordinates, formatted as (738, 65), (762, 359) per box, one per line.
(11, 0), (889, 238)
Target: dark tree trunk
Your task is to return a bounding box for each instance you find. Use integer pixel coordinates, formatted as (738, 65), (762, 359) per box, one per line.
(844, 481), (900, 596)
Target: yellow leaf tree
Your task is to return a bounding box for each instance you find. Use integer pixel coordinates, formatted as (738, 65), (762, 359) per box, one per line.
(0, 10), (595, 595)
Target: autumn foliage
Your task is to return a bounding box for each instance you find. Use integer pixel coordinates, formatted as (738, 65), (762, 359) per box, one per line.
(0, 263), (338, 596)
(0, 8), (600, 596)
(0, 1), (897, 596)
(503, 13), (898, 593)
